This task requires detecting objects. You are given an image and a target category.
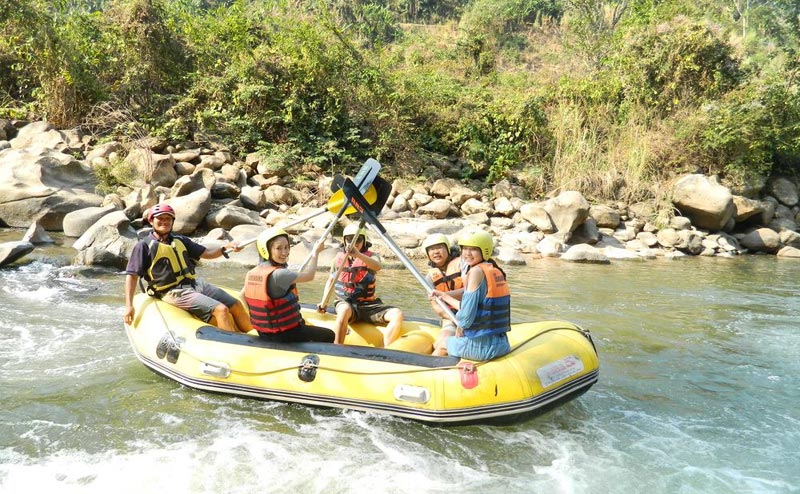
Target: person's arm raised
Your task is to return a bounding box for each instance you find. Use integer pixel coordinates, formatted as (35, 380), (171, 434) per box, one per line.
(295, 240), (325, 283)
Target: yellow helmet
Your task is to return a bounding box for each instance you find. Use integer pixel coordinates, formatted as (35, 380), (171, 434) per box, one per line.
(422, 233), (450, 253)
(458, 230), (493, 260)
(343, 223), (368, 242)
(256, 227), (289, 261)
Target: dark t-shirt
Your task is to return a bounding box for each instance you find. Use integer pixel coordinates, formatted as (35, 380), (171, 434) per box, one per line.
(125, 232), (207, 279)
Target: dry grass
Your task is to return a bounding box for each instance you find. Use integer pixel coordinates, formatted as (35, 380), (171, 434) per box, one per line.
(546, 100), (678, 213)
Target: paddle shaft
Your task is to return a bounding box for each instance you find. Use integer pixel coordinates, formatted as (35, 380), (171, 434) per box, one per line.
(237, 209), (326, 248)
(364, 222), (459, 325)
(294, 161), (381, 271)
(340, 178), (458, 325)
(318, 218), (367, 308)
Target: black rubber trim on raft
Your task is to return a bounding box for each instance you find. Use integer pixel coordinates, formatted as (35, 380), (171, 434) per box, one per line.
(195, 325), (462, 369)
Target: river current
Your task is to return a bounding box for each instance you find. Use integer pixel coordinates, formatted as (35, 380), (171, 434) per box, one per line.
(1, 230), (798, 493)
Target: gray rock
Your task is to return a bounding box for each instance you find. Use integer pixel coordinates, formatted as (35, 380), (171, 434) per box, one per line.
(63, 204), (119, 237)
(0, 241), (35, 267)
(561, 244), (610, 264)
(672, 174), (735, 231)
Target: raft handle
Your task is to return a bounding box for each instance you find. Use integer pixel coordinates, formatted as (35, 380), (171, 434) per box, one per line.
(298, 354), (320, 382)
(200, 361), (231, 379)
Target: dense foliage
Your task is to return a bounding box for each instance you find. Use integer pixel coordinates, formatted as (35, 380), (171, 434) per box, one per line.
(1, 0), (798, 203)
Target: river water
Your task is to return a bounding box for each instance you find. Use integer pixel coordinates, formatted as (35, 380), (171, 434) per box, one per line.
(1, 230), (798, 494)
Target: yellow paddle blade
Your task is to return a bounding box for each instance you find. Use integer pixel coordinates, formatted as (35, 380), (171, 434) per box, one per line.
(326, 184), (377, 214)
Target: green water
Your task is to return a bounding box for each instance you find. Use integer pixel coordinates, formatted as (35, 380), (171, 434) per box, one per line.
(1, 231), (798, 493)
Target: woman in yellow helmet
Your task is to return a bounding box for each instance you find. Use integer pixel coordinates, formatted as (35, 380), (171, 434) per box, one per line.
(241, 228), (335, 343)
(318, 222), (405, 346)
(421, 233), (463, 356)
(428, 229), (511, 361)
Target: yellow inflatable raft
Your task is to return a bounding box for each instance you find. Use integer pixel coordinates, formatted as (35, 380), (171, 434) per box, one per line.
(124, 291), (599, 424)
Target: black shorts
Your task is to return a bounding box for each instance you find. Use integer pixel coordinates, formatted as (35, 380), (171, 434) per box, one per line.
(336, 298), (396, 325)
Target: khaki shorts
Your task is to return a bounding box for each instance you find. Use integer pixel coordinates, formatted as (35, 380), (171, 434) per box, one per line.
(162, 279), (237, 322)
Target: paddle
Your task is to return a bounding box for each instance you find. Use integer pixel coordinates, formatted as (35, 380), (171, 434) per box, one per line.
(292, 160), (384, 271)
(340, 178), (459, 325)
(316, 175), (393, 310)
(236, 159), (381, 249)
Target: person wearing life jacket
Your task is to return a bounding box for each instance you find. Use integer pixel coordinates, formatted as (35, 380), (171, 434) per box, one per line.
(241, 227), (334, 343)
(428, 229), (511, 361)
(422, 233), (464, 356)
(123, 203), (252, 333)
(317, 223), (404, 346)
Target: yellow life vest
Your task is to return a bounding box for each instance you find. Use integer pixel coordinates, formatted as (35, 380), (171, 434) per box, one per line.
(146, 237), (197, 295)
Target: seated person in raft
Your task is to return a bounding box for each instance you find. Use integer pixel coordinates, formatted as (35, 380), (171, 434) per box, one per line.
(241, 228), (335, 343)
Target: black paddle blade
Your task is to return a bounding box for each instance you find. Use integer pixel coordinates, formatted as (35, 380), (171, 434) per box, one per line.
(342, 177), (388, 233)
(369, 175), (392, 214)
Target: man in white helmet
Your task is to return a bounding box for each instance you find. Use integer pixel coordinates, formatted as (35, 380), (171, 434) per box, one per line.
(318, 223), (405, 346)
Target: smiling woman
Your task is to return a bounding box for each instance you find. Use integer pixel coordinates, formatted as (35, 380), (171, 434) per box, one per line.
(242, 227), (335, 343)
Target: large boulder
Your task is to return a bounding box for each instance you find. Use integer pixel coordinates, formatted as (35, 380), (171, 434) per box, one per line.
(125, 148), (177, 188)
(22, 221), (54, 244)
(0, 147), (102, 230)
(0, 240), (35, 267)
(62, 204), (120, 237)
(767, 177), (799, 207)
(72, 210), (138, 268)
(672, 174), (735, 231)
(542, 190), (590, 238)
(204, 204), (265, 230)
(740, 227), (781, 253)
(9, 121), (84, 154)
(732, 195), (767, 224)
(168, 188), (213, 235)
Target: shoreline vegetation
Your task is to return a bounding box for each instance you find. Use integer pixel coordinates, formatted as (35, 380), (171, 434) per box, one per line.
(1, 0), (799, 266)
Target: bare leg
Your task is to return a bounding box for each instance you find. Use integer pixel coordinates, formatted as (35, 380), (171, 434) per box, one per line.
(334, 303), (352, 344)
(229, 301), (252, 333)
(211, 304), (234, 332)
(432, 320), (455, 356)
(432, 330), (454, 356)
(382, 308), (404, 347)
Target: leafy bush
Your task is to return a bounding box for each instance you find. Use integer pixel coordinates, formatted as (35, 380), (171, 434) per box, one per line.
(454, 96), (551, 181)
(160, 4), (396, 171)
(93, 155), (139, 195)
(689, 73), (800, 185)
(611, 16), (741, 115)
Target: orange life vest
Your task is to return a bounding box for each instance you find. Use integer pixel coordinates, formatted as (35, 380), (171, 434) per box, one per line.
(427, 257), (464, 292)
(244, 265), (302, 334)
(468, 262), (511, 337)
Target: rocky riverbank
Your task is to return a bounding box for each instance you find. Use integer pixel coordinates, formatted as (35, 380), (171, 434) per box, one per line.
(2, 119), (800, 269)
